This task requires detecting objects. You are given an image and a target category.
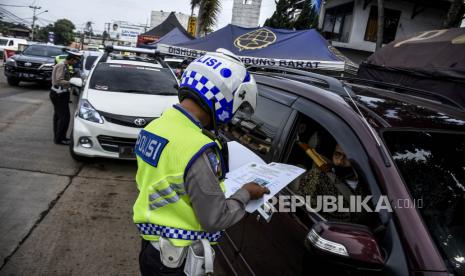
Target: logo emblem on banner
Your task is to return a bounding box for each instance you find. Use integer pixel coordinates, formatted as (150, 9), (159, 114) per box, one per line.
(234, 28), (276, 51)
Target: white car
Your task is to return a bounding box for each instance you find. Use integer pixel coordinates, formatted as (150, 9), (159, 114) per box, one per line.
(70, 46), (179, 160)
(0, 37), (28, 58)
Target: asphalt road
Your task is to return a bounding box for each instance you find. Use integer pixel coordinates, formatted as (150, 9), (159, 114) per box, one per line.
(0, 68), (140, 275)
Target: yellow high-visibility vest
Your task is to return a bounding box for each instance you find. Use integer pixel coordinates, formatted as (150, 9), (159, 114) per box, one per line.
(133, 106), (225, 246)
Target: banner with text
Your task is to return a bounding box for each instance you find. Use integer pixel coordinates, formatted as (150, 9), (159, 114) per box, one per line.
(157, 44), (346, 71)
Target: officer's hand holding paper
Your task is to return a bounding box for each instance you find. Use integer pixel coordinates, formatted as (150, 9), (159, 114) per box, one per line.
(226, 142), (305, 213)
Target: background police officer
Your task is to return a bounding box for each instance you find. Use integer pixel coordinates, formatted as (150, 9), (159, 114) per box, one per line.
(133, 49), (269, 275)
(50, 50), (81, 145)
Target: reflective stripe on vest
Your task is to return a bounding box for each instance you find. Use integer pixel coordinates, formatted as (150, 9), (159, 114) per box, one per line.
(147, 175), (187, 210)
(136, 223), (222, 242)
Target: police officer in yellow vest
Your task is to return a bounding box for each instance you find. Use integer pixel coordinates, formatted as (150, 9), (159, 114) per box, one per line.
(133, 49), (269, 276)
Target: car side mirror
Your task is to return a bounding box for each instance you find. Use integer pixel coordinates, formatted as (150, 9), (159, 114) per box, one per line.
(70, 77), (83, 88)
(305, 221), (384, 269)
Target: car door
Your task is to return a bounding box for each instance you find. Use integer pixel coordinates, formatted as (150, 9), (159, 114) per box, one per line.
(236, 96), (409, 275)
(218, 85), (297, 275)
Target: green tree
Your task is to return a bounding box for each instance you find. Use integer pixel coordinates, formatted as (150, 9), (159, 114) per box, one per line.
(190, 0), (201, 16)
(36, 24), (54, 42)
(195, 0), (221, 37)
(53, 19), (75, 46)
(264, 0), (298, 29)
(294, 0), (318, 30)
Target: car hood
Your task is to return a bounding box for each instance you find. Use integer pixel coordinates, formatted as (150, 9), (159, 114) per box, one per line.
(86, 89), (179, 117)
(14, 54), (54, 64)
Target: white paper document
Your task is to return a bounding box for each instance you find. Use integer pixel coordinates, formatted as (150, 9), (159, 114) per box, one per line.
(227, 141), (266, 171)
(224, 162), (306, 213)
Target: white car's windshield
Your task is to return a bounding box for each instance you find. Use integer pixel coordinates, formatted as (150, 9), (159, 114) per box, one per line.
(89, 63), (178, 95)
(0, 39), (8, 46)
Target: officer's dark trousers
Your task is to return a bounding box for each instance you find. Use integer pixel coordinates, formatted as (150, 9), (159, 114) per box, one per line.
(49, 90), (70, 143)
(139, 239), (185, 276)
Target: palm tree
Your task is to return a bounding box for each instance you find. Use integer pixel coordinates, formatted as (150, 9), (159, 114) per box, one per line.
(191, 0), (221, 37)
(190, 0), (201, 16)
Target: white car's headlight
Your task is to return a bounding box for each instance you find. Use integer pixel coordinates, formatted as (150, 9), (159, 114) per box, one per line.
(78, 99), (104, 124)
(39, 63), (55, 70)
(5, 58), (16, 66)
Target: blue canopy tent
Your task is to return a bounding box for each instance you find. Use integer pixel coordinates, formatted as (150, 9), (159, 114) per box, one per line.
(139, 27), (193, 49)
(157, 24), (355, 71)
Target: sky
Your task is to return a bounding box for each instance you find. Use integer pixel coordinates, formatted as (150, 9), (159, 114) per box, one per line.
(3, 0), (277, 33)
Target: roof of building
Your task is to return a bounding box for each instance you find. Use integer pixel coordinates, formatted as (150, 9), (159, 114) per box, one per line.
(142, 12), (191, 38)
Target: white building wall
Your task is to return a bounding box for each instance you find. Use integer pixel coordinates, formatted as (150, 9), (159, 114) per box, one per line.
(232, 0), (263, 28)
(150, 11), (190, 30)
(321, 0), (447, 52)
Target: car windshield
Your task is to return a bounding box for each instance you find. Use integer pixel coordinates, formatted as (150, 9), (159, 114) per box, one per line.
(0, 39), (8, 46)
(23, 45), (64, 57)
(383, 130), (465, 276)
(165, 61), (181, 68)
(89, 63), (178, 95)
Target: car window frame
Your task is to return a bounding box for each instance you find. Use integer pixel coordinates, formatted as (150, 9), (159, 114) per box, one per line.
(220, 84), (297, 163)
(274, 96), (413, 275)
(282, 97), (386, 217)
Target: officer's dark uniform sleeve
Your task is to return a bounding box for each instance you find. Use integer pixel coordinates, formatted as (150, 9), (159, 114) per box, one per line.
(185, 151), (250, 232)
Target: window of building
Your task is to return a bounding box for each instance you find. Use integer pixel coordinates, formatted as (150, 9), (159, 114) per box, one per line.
(364, 6), (401, 44)
(243, 0), (253, 4)
(322, 2), (354, 43)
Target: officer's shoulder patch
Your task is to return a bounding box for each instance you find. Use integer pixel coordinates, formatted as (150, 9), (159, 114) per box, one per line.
(135, 129), (169, 167)
(205, 149), (221, 177)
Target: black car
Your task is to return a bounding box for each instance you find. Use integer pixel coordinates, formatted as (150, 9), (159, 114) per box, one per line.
(216, 68), (465, 276)
(4, 44), (67, 86)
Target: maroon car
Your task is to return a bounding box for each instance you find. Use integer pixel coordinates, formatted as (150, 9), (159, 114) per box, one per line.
(216, 67), (465, 276)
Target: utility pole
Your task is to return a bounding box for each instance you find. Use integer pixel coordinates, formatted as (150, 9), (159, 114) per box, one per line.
(30, 5), (41, 41)
(376, 0), (384, 50)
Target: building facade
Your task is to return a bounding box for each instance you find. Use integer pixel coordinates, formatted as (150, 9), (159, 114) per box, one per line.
(318, 0), (452, 53)
(150, 11), (189, 30)
(232, 0), (263, 28)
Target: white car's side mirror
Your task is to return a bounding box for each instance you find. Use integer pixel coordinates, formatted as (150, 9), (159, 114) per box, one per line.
(70, 77), (83, 88)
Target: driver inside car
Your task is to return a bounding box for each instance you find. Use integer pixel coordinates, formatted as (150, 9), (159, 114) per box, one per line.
(293, 137), (370, 224)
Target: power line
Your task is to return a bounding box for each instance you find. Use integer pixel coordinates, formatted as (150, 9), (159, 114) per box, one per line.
(0, 7), (32, 25)
(0, 4), (29, 8)
(29, 5), (48, 40)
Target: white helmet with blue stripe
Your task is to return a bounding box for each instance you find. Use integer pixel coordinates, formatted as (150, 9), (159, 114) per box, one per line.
(179, 48), (257, 125)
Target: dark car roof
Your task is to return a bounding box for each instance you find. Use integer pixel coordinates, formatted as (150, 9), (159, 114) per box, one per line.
(348, 84), (465, 131)
(253, 72), (465, 132)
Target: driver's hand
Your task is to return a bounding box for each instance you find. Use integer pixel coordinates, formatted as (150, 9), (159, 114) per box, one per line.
(242, 182), (270, 200)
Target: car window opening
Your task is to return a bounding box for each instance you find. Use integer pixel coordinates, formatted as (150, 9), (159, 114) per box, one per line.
(284, 115), (383, 231)
(220, 95), (292, 162)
